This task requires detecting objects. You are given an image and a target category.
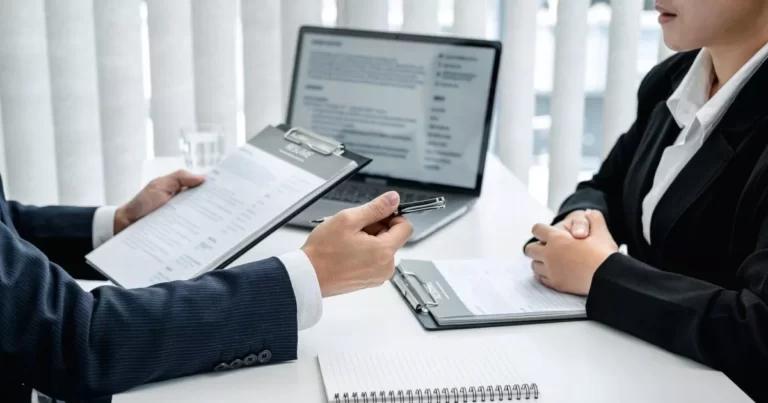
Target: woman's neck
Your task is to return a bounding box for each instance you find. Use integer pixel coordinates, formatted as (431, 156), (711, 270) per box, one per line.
(708, 28), (768, 97)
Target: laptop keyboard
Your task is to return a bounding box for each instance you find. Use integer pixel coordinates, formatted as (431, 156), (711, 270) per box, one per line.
(324, 183), (435, 204)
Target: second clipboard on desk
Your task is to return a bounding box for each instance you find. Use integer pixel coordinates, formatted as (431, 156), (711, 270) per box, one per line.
(391, 259), (587, 331)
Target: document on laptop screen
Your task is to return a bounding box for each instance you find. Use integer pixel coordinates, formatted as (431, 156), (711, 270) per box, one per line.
(87, 144), (325, 289)
(289, 33), (497, 189)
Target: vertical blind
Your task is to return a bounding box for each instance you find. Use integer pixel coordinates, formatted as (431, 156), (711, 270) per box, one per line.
(0, 0), (59, 205)
(241, 0), (281, 139)
(497, 0), (538, 188)
(0, 0), (664, 209)
(146, 0), (196, 158)
(337, 0), (388, 31)
(46, 0), (106, 206)
(192, 0), (239, 154)
(601, 0), (644, 160)
(547, 0), (590, 210)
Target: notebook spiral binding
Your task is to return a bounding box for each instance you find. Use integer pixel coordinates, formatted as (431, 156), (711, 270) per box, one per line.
(333, 383), (539, 402)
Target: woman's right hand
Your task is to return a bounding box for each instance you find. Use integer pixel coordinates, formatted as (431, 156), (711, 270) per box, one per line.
(554, 210), (591, 239)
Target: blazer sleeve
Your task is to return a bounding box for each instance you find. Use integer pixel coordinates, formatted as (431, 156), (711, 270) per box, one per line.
(586, 215), (768, 401)
(549, 61), (671, 245)
(6, 201), (102, 279)
(0, 221), (298, 400)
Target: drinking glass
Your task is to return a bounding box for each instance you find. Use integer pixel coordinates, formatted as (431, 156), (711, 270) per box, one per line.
(179, 124), (225, 174)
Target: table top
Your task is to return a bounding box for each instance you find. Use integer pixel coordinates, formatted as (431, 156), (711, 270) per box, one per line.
(112, 155), (749, 402)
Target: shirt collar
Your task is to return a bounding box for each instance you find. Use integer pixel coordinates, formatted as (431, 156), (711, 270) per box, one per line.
(666, 49), (714, 129)
(667, 42), (768, 132)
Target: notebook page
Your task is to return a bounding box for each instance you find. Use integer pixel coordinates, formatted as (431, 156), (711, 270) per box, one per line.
(319, 347), (532, 401)
(433, 258), (586, 316)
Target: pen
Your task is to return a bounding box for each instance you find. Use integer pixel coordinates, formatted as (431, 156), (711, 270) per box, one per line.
(310, 197), (446, 224)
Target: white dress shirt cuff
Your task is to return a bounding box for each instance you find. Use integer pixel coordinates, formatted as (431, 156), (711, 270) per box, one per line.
(278, 249), (323, 331)
(92, 206), (118, 249)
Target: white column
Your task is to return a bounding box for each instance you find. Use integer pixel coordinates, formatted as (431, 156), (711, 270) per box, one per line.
(94, 0), (147, 205)
(601, 0), (643, 158)
(337, 0), (389, 30)
(281, 0), (323, 109)
(242, 0), (282, 137)
(496, 0), (538, 186)
(547, 0), (590, 210)
(0, 0), (59, 204)
(402, 0), (440, 34)
(146, 0), (196, 156)
(192, 0), (238, 153)
(45, 0), (106, 205)
(453, 0), (486, 37)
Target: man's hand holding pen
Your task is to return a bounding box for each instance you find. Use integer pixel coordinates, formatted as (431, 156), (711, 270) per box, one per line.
(302, 191), (414, 297)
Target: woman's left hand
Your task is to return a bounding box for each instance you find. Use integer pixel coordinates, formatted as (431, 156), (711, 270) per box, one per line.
(524, 210), (619, 295)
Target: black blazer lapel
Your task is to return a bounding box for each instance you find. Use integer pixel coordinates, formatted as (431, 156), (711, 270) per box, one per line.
(651, 55), (768, 248)
(620, 60), (692, 260)
(650, 131), (734, 247)
(623, 107), (681, 258)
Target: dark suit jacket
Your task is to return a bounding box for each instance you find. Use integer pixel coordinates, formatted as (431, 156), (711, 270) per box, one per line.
(0, 184), (299, 400)
(546, 51), (768, 401)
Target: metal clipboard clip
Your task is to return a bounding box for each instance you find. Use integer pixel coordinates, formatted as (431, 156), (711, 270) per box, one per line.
(392, 269), (439, 313)
(284, 127), (345, 156)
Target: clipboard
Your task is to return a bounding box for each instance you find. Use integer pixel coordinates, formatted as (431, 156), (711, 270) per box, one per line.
(86, 124), (371, 289)
(390, 261), (586, 331)
(207, 124), (371, 274)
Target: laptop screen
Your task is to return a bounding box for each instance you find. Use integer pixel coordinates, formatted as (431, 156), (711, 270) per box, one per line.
(287, 29), (498, 190)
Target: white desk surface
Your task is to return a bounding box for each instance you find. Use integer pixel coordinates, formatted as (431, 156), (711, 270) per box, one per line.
(109, 155), (749, 402)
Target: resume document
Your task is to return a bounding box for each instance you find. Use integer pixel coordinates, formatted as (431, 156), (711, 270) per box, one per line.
(87, 144), (325, 288)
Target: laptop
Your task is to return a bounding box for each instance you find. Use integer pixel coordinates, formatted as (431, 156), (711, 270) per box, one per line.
(286, 26), (502, 242)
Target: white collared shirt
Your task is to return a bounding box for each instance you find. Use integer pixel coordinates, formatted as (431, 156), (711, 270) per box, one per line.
(641, 43), (768, 245)
(92, 207), (322, 330)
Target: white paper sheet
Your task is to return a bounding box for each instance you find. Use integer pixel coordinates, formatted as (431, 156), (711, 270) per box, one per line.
(433, 257), (586, 316)
(87, 144), (324, 288)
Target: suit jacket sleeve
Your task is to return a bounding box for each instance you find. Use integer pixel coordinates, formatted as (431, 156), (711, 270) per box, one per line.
(0, 221), (298, 400)
(7, 201), (102, 279)
(586, 214), (768, 401)
(548, 62), (671, 245)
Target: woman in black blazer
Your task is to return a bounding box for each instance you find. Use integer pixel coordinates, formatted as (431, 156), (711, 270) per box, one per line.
(524, 1), (768, 401)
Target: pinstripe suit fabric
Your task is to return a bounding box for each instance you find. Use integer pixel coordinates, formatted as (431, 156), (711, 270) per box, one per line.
(0, 186), (299, 401)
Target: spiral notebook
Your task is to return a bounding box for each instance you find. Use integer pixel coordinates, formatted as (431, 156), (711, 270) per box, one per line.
(318, 348), (539, 402)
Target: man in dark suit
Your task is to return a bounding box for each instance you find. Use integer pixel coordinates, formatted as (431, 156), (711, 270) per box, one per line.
(0, 170), (412, 401)
(524, 1), (768, 401)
